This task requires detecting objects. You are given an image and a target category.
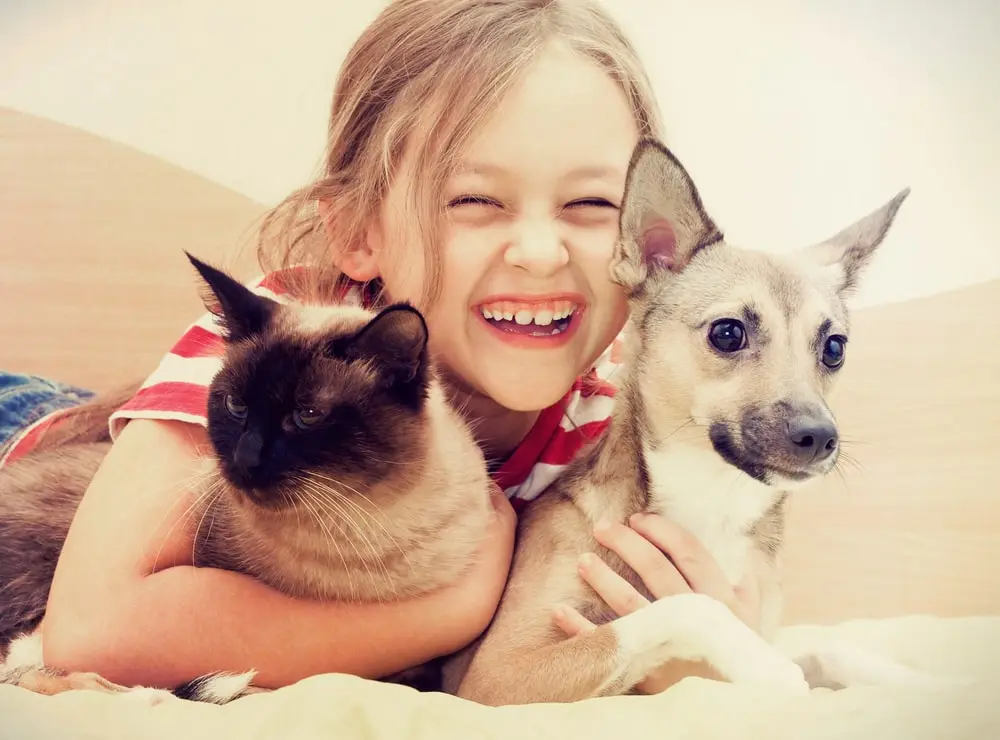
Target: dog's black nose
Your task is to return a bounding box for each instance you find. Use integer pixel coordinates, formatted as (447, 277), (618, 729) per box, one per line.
(787, 415), (838, 463)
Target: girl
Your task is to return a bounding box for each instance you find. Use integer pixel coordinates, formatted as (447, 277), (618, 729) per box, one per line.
(4, 0), (759, 694)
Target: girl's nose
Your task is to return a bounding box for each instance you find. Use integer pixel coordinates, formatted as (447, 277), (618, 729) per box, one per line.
(503, 221), (570, 278)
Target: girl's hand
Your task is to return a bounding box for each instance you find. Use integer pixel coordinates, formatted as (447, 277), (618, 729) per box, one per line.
(552, 513), (761, 694)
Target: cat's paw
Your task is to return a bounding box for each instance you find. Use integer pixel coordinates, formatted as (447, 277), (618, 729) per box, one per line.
(120, 686), (179, 706)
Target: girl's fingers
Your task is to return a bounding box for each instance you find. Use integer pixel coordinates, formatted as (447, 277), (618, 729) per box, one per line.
(552, 604), (596, 637)
(591, 522), (690, 601)
(626, 513), (736, 609)
(577, 551), (653, 616)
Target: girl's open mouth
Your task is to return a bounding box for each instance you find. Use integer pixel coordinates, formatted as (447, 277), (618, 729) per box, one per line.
(473, 298), (584, 347)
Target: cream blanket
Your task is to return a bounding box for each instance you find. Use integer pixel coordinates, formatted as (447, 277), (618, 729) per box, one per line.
(2, 614), (998, 740)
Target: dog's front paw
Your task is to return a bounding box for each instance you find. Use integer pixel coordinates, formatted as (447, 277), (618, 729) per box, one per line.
(666, 593), (810, 695)
(612, 593), (810, 696)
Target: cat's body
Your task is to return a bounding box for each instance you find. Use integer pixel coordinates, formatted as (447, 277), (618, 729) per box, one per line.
(0, 443), (110, 654)
(191, 375), (491, 603)
(0, 255), (494, 702)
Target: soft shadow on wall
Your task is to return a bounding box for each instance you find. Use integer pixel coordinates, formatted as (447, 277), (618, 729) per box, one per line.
(0, 0), (997, 309)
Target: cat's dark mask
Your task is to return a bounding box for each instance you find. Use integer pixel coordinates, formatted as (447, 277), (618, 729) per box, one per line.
(186, 252), (431, 504)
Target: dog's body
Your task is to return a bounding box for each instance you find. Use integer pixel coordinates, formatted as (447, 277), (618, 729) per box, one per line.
(447, 138), (921, 705)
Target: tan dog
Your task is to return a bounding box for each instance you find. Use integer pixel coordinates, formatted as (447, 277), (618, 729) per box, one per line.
(445, 138), (918, 705)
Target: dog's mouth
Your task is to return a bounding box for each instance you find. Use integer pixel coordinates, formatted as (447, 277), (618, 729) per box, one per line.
(708, 422), (834, 486)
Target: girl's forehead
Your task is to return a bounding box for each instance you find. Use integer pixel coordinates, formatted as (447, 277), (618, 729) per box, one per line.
(386, 43), (639, 199)
(451, 43), (639, 186)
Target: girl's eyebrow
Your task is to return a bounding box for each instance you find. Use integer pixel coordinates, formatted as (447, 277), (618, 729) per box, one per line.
(561, 165), (625, 182)
(452, 162), (625, 182)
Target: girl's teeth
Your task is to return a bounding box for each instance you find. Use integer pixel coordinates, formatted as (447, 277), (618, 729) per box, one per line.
(478, 302), (578, 326)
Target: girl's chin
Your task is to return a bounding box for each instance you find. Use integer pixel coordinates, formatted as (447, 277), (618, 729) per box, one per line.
(475, 371), (577, 413)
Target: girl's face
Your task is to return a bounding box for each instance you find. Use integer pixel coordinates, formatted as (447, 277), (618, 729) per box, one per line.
(371, 42), (637, 412)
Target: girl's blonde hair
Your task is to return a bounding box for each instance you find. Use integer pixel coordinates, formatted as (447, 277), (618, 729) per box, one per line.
(259, 0), (663, 306)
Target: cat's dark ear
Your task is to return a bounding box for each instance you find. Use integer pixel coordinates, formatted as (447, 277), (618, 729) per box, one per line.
(185, 252), (277, 341)
(331, 304), (429, 385)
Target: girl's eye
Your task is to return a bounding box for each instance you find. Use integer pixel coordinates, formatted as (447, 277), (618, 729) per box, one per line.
(293, 407), (324, 430)
(565, 198), (618, 209)
(446, 195), (502, 209)
(224, 394), (248, 420)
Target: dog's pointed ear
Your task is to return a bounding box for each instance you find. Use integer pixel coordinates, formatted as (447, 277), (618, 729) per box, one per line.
(612, 138), (724, 293)
(803, 188), (910, 296)
(185, 251), (278, 341)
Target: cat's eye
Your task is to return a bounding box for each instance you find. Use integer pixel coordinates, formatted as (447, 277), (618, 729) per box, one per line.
(708, 319), (747, 353)
(293, 407), (324, 430)
(224, 394), (248, 420)
(822, 335), (847, 369)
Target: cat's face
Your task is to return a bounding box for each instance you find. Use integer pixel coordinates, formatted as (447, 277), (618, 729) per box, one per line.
(187, 254), (431, 507)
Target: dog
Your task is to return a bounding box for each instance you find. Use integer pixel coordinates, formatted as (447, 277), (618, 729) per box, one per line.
(444, 137), (927, 705)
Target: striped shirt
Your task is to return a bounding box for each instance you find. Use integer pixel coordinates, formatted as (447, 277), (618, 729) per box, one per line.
(2, 272), (624, 512)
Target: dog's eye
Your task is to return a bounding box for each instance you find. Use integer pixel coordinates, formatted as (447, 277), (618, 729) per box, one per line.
(293, 407), (324, 430)
(822, 335), (847, 369)
(708, 319), (747, 353)
(224, 394), (248, 420)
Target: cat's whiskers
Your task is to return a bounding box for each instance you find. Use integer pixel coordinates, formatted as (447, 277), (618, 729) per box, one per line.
(292, 480), (357, 600)
(145, 465), (226, 574)
(305, 471), (397, 539)
(304, 471), (412, 573)
(190, 486), (227, 569)
(296, 476), (395, 600)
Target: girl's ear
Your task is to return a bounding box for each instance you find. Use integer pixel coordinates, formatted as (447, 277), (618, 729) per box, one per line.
(318, 198), (381, 282)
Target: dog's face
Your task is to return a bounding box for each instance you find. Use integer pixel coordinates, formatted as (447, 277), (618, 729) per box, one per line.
(612, 140), (909, 489)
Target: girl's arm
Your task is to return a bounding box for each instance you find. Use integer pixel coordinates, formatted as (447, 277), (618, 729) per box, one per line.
(42, 418), (516, 690)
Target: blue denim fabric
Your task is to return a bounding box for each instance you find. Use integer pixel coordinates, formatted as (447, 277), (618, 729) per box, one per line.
(0, 372), (94, 450)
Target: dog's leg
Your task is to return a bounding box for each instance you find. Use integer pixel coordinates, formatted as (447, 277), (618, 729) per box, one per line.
(790, 640), (971, 691)
(605, 593), (810, 695)
(459, 592), (809, 705)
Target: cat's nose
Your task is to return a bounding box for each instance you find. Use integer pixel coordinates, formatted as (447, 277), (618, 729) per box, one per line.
(234, 431), (264, 470)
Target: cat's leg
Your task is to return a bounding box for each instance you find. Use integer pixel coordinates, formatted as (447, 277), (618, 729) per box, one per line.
(1, 628), (177, 704)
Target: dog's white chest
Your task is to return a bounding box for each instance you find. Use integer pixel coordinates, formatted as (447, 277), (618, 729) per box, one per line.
(644, 444), (776, 584)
